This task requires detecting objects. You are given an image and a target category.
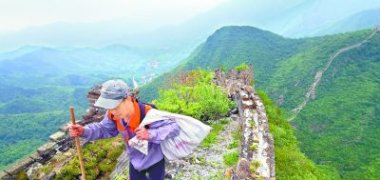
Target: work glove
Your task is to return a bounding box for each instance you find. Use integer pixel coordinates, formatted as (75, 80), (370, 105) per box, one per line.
(69, 124), (85, 137)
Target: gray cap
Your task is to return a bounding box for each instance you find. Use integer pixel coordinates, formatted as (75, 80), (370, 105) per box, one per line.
(94, 79), (130, 109)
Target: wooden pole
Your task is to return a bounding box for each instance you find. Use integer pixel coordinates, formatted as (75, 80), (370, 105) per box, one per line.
(70, 106), (86, 180)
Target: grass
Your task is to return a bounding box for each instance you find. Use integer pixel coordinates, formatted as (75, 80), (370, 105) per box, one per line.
(250, 160), (260, 173)
(249, 120), (255, 127)
(228, 125), (241, 149)
(201, 118), (230, 148)
(223, 150), (239, 166)
(250, 144), (257, 151)
(257, 90), (340, 179)
(209, 170), (225, 180)
(227, 140), (239, 149)
(235, 63), (250, 72)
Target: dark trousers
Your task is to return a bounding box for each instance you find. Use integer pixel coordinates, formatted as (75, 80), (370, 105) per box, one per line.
(129, 158), (165, 180)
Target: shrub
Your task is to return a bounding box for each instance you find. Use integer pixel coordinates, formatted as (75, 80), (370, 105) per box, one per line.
(153, 69), (235, 121)
(235, 63), (250, 72)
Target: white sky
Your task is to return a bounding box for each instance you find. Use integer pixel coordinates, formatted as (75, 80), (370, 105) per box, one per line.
(0, 0), (229, 32)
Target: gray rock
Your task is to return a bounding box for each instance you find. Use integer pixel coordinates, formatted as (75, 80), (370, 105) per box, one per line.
(49, 131), (66, 142)
(29, 152), (41, 161)
(42, 172), (56, 180)
(239, 91), (249, 100)
(236, 158), (251, 179)
(37, 142), (56, 156)
(243, 85), (254, 94)
(26, 162), (42, 179)
(4, 157), (34, 176)
(0, 170), (12, 180)
(242, 100), (254, 109)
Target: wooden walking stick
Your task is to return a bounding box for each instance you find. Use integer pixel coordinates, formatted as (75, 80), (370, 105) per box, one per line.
(70, 106), (86, 180)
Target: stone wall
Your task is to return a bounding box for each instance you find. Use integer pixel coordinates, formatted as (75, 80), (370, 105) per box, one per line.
(213, 66), (275, 179)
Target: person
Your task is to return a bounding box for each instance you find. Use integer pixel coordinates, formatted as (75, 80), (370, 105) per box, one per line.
(69, 79), (180, 180)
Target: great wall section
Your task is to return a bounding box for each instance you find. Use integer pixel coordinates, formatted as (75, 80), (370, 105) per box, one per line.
(1, 67), (276, 180)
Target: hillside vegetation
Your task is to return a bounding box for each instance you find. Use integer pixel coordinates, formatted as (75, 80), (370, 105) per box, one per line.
(140, 26), (380, 179)
(0, 45), (181, 171)
(47, 68), (336, 179)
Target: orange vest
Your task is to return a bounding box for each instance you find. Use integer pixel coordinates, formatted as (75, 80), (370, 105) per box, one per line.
(107, 99), (152, 133)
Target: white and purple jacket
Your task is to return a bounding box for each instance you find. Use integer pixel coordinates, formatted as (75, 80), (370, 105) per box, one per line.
(81, 104), (180, 171)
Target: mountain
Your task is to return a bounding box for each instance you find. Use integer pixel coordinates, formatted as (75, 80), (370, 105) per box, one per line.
(139, 26), (303, 101)
(314, 9), (380, 36)
(0, 45), (184, 171)
(140, 26), (380, 179)
(0, 45), (185, 85)
(2, 1), (380, 52)
(273, 0), (380, 37)
(0, 46), (41, 61)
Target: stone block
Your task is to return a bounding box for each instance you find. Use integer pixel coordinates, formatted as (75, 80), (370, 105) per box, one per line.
(0, 170), (12, 179)
(4, 157), (34, 175)
(239, 91), (249, 100)
(37, 142), (56, 155)
(242, 99), (254, 109)
(243, 85), (254, 94)
(49, 131), (66, 142)
(29, 152), (42, 161)
(42, 172), (56, 180)
(236, 158), (251, 179)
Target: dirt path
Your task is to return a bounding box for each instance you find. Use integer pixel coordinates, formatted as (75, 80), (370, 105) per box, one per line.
(111, 118), (240, 180)
(289, 29), (378, 121)
(166, 118), (240, 180)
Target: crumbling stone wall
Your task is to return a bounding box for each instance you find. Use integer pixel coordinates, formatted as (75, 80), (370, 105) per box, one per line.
(214, 66), (275, 179)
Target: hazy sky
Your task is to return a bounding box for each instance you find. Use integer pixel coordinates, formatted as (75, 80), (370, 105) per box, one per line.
(0, 0), (229, 32)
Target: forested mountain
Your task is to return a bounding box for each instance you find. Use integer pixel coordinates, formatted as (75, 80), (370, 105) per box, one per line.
(0, 45), (183, 171)
(140, 26), (380, 179)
